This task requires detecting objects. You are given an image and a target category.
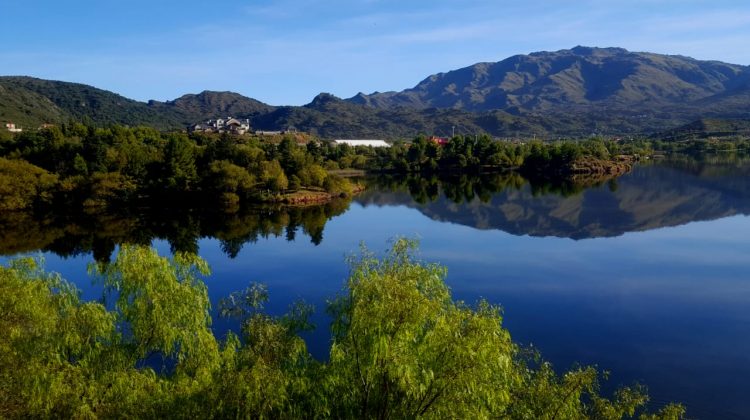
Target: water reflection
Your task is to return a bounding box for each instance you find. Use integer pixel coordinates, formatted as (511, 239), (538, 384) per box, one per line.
(0, 199), (352, 262)
(2, 156), (749, 261)
(359, 157), (750, 239)
(2, 156), (750, 417)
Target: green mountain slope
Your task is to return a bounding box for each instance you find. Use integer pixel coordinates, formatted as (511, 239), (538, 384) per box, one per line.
(348, 46), (749, 114)
(2, 47), (750, 138)
(0, 82), (67, 127)
(164, 91), (276, 122)
(0, 76), (187, 129)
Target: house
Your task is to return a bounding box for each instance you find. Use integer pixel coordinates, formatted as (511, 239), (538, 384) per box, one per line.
(334, 139), (390, 148)
(4, 122), (22, 133)
(224, 118), (248, 134)
(188, 117), (251, 134)
(429, 136), (449, 146)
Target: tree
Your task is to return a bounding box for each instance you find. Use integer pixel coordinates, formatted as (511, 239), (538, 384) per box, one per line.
(0, 242), (685, 419)
(260, 160), (289, 193)
(326, 238), (516, 418)
(205, 160), (256, 208)
(162, 135), (198, 191)
(0, 158), (58, 210)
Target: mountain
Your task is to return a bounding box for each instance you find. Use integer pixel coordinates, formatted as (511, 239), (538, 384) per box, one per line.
(347, 46), (749, 114)
(165, 91), (276, 122)
(0, 81), (68, 127)
(0, 76), (187, 129)
(0, 77), (278, 131)
(2, 47), (750, 138)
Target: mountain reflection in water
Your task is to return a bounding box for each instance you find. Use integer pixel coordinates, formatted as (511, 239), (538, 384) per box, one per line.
(1, 156), (749, 262)
(2, 155), (750, 418)
(358, 156), (750, 239)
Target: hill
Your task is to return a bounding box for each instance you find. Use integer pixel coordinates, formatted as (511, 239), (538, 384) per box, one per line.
(0, 76), (187, 129)
(2, 47), (750, 138)
(347, 46), (749, 114)
(164, 91), (275, 122)
(0, 78), (278, 131)
(654, 118), (750, 141)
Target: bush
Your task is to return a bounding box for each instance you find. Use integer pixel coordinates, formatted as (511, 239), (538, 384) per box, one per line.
(0, 242), (686, 419)
(324, 174), (354, 197)
(0, 157), (58, 210)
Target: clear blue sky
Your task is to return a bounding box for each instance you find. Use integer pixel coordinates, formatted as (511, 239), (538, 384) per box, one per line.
(3, 0), (749, 105)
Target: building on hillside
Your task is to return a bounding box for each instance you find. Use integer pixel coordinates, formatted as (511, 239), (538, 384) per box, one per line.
(189, 117), (250, 134)
(4, 122), (22, 133)
(429, 136), (449, 146)
(334, 139), (390, 148)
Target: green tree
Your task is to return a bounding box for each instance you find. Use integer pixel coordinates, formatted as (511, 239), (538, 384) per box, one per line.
(260, 160), (289, 193)
(0, 158), (58, 210)
(0, 241), (686, 419)
(205, 160), (256, 209)
(162, 135), (198, 191)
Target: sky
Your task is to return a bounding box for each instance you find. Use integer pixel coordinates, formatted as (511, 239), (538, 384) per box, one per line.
(3, 0), (750, 105)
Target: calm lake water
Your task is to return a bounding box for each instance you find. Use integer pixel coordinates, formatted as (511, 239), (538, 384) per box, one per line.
(2, 157), (749, 419)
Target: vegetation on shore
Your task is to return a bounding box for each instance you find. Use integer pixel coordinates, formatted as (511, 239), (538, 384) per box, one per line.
(0, 124), (360, 212)
(0, 239), (684, 419)
(3, 121), (747, 213)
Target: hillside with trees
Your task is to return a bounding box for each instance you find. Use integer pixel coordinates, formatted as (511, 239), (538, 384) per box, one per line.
(2, 47), (750, 138)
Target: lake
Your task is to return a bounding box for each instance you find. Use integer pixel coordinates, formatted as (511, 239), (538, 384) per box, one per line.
(2, 157), (749, 419)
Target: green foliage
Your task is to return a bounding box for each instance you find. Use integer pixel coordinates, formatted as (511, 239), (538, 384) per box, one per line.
(95, 246), (217, 370)
(326, 239), (514, 418)
(0, 157), (58, 210)
(0, 123), (367, 210)
(324, 174), (355, 197)
(1, 241), (685, 418)
(260, 159), (289, 193)
(205, 160), (256, 205)
(82, 171), (137, 208)
(162, 135), (198, 191)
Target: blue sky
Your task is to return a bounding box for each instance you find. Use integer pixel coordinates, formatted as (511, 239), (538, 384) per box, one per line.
(3, 0), (749, 105)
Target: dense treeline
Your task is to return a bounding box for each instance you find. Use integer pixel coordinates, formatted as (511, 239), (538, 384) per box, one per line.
(324, 135), (749, 175)
(4, 122), (740, 213)
(0, 240), (684, 419)
(0, 124), (358, 212)
(648, 136), (750, 155)
(324, 135), (651, 175)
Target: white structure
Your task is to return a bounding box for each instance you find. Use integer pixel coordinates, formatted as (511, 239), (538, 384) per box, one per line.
(334, 139), (390, 148)
(4, 123), (22, 133)
(190, 117), (250, 134)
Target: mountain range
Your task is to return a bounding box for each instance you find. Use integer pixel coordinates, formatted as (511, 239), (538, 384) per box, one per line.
(2, 46), (749, 138)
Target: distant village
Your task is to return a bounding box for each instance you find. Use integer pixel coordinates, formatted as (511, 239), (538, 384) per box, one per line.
(2, 118), (459, 149)
(189, 117), (253, 135)
(188, 117), (399, 147)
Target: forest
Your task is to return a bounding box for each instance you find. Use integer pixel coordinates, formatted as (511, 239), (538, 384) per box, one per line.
(2, 122), (746, 214)
(0, 123), (650, 212)
(0, 239), (685, 419)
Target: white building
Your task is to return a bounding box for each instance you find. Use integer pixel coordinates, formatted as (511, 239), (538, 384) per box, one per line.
(4, 122), (22, 133)
(190, 117), (250, 134)
(334, 139), (390, 148)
